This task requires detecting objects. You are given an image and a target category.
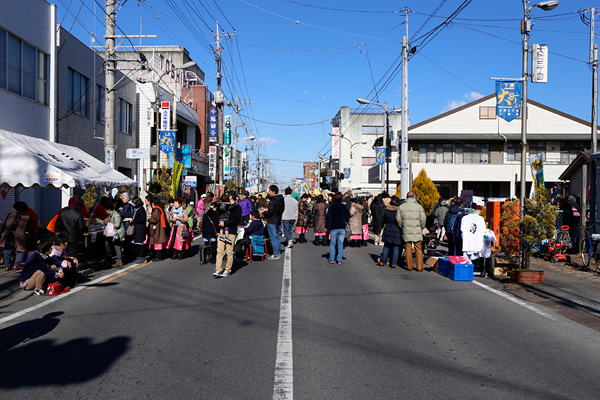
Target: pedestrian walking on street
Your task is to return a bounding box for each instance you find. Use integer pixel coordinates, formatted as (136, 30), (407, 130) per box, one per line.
(313, 195), (329, 246)
(377, 196), (402, 268)
(326, 192), (350, 264)
(146, 196), (167, 262)
(349, 198), (364, 247)
(127, 197), (147, 264)
(213, 192), (241, 277)
(167, 198), (190, 260)
(282, 187), (298, 248)
(55, 197), (85, 258)
(0, 201), (37, 271)
(370, 195), (385, 246)
(296, 194), (310, 243)
(262, 185), (284, 260)
(396, 192), (426, 271)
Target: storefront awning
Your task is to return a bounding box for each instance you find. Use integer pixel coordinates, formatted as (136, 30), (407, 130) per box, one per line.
(0, 129), (137, 188)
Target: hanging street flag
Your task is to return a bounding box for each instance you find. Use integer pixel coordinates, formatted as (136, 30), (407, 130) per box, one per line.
(376, 147), (386, 165)
(209, 107), (217, 143)
(224, 115), (232, 145)
(530, 153), (545, 189)
(495, 81), (522, 122)
(331, 127), (340, 159)
(159, 130), (176, 154)
(160, 102), (171, 130)
(532, 44), (548, 83)
(170, 160), (183, 198)
(343, 168), (351, 179)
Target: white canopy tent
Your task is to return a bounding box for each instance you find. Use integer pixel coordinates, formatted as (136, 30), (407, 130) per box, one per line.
(0, 129), (136, 188)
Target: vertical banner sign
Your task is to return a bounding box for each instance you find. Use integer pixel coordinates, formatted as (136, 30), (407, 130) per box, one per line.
(495, 81), (522, 122)
(170, 161), (183, 198)
(343, 168), (351, 179)
(208, 146), (217, 181)
(530, 153), (545, 188)
(532, 44), (548, 83)
(376, 147), (386, 165)
(169, 148), (183, 168)
(182, 144), (192, 168)
(159, 130), (176, 154)
(160, 102), (171, 131)
(230, 167), (238, 178)
(224, 145), (231, 176)
(209, 107), (217, 143)
(331, 127), (340, 159)
(224, 115), (232, 145)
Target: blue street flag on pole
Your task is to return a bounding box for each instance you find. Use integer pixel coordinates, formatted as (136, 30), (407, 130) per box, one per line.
(495, 81), (522, 122)
(376, 147), (386, 165)
(159, 130), (176, 153)
(343, 168), (351, 179)
(209, 108), (217, 142)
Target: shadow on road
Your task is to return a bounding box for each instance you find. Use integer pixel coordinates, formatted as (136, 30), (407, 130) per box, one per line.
(0, 312), (130, 388)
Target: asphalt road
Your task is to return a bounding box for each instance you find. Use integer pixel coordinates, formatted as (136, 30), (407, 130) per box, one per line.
(1, 234), (600, 399)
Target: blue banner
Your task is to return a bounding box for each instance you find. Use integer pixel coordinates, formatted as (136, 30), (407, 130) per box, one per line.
(209, 107), (217, 143)
(376, 147), (386, 165)
(495, 81), (522, 122)
(343, 168), (351, 179)
(230, 167), (238, 178)
(169, 148), (183, 168)
(159, 130), (176, 154)
(182, 144), (192, 168)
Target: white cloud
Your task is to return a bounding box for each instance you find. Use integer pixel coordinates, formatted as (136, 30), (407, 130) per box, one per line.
(256, 137), (278, 146)
(440, 91), (484, 114)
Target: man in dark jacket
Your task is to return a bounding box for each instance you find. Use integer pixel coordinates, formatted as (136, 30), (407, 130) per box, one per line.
(213, 192), (242, 278)
(262, 185), (284, 260)
(55, 197), (86, 258)
(444, 197), (463, 256)
(0, 201), (37, 270)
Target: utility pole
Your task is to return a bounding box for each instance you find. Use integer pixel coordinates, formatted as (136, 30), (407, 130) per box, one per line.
(400, 9), (410, 199)
(232, 93), (250, 190)
(590, 7), (598, 229)
(213, 21), (235, 187)
(104, 0), (116, 169)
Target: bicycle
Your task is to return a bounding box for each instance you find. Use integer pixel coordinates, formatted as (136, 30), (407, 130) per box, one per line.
(581, 223), (600, 271)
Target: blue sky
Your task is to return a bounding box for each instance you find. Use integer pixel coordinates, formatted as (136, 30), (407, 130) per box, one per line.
(55, 0), (598, 185)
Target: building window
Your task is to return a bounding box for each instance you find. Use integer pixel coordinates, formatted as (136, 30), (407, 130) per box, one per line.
(456, 143), (489, 164)
(361, 125), (384, 135)
(68, 68), (89, 117)
(7, 33), (21, 95)
(96, 85), (104, 123)
(560, 141), (586, 164)
(529, 142), (546, 157)
(418, 143), (453, 163)
(119, 98), (132, 134)
(507, 142), (521, 162)
(0, 29), (5, 90)
(0, 28), (49, 105)
(479, 106), (496, 119)
(362, 157), (377, 166)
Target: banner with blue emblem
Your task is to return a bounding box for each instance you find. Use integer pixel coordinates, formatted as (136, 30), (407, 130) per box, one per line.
(375, 147), (386, 165)
(209, 108), (217, 143)
(495, 81), (522, 122)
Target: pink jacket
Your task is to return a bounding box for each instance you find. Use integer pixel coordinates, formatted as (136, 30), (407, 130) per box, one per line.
(196, 199), (204, 215)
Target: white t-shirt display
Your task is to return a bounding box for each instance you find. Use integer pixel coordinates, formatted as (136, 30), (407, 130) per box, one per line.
(480, 229), (497, 258)
(460, 213), (486, 253)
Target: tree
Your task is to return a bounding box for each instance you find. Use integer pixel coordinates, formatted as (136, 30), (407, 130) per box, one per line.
(499, 186), (557, 264)
(410, 169), (439, 216)
(81, 186), (97, 211)
(148, 166), (171, 206)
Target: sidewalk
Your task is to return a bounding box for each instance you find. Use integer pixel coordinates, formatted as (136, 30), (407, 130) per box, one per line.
(501, 259), (600, 318)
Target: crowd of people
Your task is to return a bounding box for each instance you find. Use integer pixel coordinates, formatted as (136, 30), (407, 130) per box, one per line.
(0, 185), (435, 292)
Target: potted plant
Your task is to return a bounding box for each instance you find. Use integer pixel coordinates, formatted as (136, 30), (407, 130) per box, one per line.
(499, 186), (557, 282)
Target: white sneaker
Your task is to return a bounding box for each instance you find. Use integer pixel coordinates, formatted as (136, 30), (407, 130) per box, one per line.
(34, 289), (44, 296)
(213, 270), (222, 278)
(221, 270), (231, 277)
(268, 254), (281, 260)
(287, 242), (294, 248)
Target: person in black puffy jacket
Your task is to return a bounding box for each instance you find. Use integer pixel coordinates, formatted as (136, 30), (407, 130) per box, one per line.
(55, 197), (85, 258)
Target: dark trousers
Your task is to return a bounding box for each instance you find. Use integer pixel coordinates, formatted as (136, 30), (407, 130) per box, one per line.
(66, 242), (80, 258)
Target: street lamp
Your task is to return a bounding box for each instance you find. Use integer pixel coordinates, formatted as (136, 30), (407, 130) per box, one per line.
(151, 61), (197, 171)
(519, 0), (559, 268)
(357, 98), (390, 194)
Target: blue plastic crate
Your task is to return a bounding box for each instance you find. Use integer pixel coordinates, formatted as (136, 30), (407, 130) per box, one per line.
(437, 258), (449, 277)
(446, 263), (474, 281)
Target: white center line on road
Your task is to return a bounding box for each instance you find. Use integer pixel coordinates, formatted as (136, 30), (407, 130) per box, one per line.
(273, 246), (293, 400)
(471, 280), (558, 321)
(0, 262), (143, 326)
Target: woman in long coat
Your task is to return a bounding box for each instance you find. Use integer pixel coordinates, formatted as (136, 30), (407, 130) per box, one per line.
(167, 197), (189, 260)
(377, 196), (403, 268)
(146, 195), (167, 261)
(370, 195), (386, 246)
(349, 199), (364, 247)
(312, 195), (329, 246)
(128, 196), (147, 264)
(296, 194), (310, 243)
